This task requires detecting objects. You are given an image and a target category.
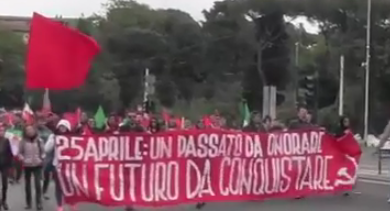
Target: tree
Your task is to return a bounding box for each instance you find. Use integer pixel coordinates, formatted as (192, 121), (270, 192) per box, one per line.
(0, 29), (26, 108)
(3, 0), (390, 132)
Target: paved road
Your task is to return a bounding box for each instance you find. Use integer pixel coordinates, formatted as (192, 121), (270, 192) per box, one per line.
(358, 147), (390, 181)
(4, 148), (388, 211)
(4, 179), (390, 211)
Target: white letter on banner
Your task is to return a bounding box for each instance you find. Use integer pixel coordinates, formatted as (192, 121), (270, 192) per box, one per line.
(94, 164), (109, 201)
(71, 163), (88, 196)
(57, 163), (74, 197)
(84, 139), (99, 161)
(141, 163), (154, 202)
(56, 136), (70, 161)
(186, 160), (201, 199)
(323, 155), (334, 190)
(125, 163), (141, 202)
(166, 161), (179, 200)
(198, 159), (215, 197)
(98, 136), (109, 161)
(155, 162), (168, 201)
(110, 164), (124, 201)
(108, 136), (119, 161)
(71, 136), (84, 161)
(134, 136), (143, 160)
(219, 157), (230, 196)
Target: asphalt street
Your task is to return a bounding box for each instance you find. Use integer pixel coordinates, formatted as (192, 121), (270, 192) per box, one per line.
(4, 179), (390, 211)
(3, 148), (388, 211)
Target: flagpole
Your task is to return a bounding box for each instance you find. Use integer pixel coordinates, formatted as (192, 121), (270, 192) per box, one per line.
(143, 68), (149, 112)
(363, 0), (371, 144)
(338, 55), (344, 116)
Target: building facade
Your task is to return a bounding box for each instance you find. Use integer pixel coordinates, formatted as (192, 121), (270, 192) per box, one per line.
(0, 15), (31, 43)
(0, 15), (78, 43)
(0, 15), (31, 33)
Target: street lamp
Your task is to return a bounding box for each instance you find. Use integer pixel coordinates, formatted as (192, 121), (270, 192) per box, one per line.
(363, 0), (371, 144)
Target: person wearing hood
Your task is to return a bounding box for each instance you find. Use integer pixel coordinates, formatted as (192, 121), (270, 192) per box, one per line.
(42, 119), (69, 200)
(18, 124), (45, 210)
(44, 120), (77, 211)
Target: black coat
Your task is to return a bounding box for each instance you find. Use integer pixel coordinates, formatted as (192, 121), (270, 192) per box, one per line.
(243, 123), (266, 132)
(0, 137), (13, 168)
(288, 119), (314, 130)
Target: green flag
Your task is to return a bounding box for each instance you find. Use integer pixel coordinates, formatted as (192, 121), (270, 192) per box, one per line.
(5, 129), (23, 155)
(94, 105), (106, 129)
(240, 101), (250, 127)
(119, 117), (130, 127)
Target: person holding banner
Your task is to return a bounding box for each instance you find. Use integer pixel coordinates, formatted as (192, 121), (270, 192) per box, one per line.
(18, 125), (44, 210)
(335, 116), (352, 138)
(288, 107), (313, 130)
(195, 120), (205, 130)
(41, 122), (54, 200)
(119, 119), (144, 133)
(123, 118), (153, 211)
(242, 111), (266, 132)
(75, 114), (94, 135)
(147, 117), (163, 133)
(334, 116), (355, 196)
(44, 120), (77, 211)
(0, 123), (14, 210)
(105, 114), (120, 134)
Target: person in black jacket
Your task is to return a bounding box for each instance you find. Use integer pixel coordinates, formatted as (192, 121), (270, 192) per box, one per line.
(0, 123), (14, 210)
(242, 111), (266, 132)
(288, 107), (313, 130)
(119, 118), (145, 133)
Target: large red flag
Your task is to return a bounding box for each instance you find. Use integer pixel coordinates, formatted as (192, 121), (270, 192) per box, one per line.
(26, 13), (100, 90)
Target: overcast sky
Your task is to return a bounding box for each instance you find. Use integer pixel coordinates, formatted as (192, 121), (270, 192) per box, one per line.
(0, 0), (216, 20)
(0, 0), (318, 33)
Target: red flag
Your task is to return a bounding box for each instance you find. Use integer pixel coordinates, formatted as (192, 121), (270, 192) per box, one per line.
(63, 112), (78, 130)
(22, 103), (34, 124)
(175, 117), (184, 129)
(141, 114), (150, 129)
(5, 112), (14, 126)
(203, 116), (213, 128)
(162, 109), (170, 123)
(26, 13), (100, 90)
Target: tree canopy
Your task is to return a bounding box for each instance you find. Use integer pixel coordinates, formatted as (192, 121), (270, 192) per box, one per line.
(1, 0), (390, 132)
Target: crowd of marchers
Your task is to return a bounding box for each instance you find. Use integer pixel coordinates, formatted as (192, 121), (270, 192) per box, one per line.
(0, 105), (353, 211)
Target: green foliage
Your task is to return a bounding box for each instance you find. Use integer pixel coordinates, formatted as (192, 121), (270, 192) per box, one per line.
(1, 0), (390, 133)
(0, 29), (26, 108)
